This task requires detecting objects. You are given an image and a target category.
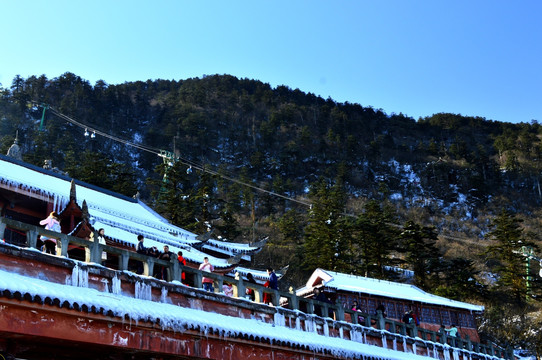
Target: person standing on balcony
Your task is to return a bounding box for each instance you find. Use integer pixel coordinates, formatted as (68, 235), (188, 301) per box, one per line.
(445, 324), (459, 337)
(267, 267), (278, 290)
(245, 273), (256, 301)
(313, 287), (332, 317)
(263, 268), (278, 305)
(351, 300), (364, 324)
(136, 235), (147, 254)
(156, 245), (174, 280)
(97, 228), (107, 262)
(39, 211), (61, 255)
(199, 257), (214, 292)
(222, 282), (234, 297)
(136, 235), (147, 274)
(376, 303), (387, 318)
(177, 251), (187, 284)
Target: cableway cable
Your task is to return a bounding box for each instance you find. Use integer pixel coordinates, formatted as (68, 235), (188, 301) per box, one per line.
(37, 102), (508, 251)
(39, 103), (312, 208)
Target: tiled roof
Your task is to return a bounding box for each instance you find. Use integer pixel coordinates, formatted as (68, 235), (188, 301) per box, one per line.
(298, 268), (484, 312)
(0, 155), (260, 267)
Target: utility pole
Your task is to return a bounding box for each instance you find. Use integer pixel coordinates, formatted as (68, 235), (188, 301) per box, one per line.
(521, 246), (542, 297)
(39, 104), (49, 131)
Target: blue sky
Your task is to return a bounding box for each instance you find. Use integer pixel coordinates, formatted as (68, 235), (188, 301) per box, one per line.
(1, 0), (541, 124)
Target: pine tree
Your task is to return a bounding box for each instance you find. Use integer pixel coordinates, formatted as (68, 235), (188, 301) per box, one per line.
(302, 177), (351, 272)
(399, 221), (441, 290)
(350, 200), (400, 278)
(485, 209), (540, 304)
(151, 162), (198, 231)
(215, 202), (241, 241)
(434, 258), (485, 301)
(64, 150), (138, 197)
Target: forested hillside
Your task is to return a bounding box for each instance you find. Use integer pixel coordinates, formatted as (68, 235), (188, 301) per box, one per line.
(1, 73), (542, 354)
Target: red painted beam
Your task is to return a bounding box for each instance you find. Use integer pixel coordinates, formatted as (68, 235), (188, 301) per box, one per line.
(0, 299), (339, 360)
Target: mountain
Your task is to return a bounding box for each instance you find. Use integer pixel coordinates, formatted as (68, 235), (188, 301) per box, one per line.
(1, 73), (542, 274)
(3, 72), (542, 353)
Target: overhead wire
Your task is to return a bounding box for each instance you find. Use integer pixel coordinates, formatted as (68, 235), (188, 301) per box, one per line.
(41, 104), (313, 207)
(38, 103), (511, 251)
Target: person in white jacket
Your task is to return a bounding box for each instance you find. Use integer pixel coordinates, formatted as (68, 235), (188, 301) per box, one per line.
(39, 212), (61, 254)
(97, 228), (108, 262)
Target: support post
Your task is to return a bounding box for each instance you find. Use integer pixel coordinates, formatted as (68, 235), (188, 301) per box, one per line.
(26, 229), (39, 249)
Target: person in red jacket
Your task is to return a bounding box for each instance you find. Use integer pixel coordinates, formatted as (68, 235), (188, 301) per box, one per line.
(177, 251), (187, 284)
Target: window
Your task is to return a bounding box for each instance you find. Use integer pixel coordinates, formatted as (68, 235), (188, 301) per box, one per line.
(431, 308), (440, 324)
(422, 307), (433, 323)
(395, 303), (404, 317)
(359, 298), (368, 313)
(440, 310), (450, 325)
(367, 299), (377, 314)
(387, 302), (396, 319)
(450, 311), (458, 326)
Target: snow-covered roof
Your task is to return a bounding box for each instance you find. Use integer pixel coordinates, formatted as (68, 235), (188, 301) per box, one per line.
(0, 156), (259, 267)
(0, 267), (441, 360)
(298, 269), (484, 312)
(227, 267), (270, 284)
(205, 239), (261, 254)
(227, 266), (288, 285)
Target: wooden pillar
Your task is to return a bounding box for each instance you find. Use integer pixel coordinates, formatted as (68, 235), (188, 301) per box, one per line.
(234, 276), (244, 299)
(145, 258), (154, 277)
(58, 234), (69, 257)
(26, 229), (38, 249)
(119, 253), (129, 271)
(171, 259), (181, 282)
(0, 219), (6, 242)
(377, 310), (385, 330)
(288, 288), (299, 311)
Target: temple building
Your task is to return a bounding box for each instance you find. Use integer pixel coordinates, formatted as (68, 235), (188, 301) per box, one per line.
(297, 268), (484, 342)
(0, 153), (263, 274)
(0, 137), (511, 360)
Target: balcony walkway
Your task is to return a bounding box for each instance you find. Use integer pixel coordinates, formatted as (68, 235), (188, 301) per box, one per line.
(0, 217), (513, 360)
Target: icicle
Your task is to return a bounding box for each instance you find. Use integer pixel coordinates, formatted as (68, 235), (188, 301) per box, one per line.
(79, 267), (88, 288)
(381, 334), (387, 349)
(304, 318), (312, 332)
(452, 349), (460, 360)
(101, 278), (109, 292)
(323, 322), (329, 337)
(295, 317), (301, 331)
(393, 337), (397, 351)
(403, 337), (408, 352)
(70, 263), (79, 286)
(70, 263), (89, 287)
(111, 274), (121, 295)
(339, 327), (344, 339)
(350, 329), (364, 343)
(412, 342), (417, 355)
(444, 348), (451, 360)
(160, 287), (168, 303)
(274, 312), (285, 327)
(53, 193), (58, 213)
(433, 345), (439, 359)
(135, 281), (152, 300)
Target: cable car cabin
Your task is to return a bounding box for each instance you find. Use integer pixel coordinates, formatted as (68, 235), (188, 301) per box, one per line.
(296, 268), (484, 342)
